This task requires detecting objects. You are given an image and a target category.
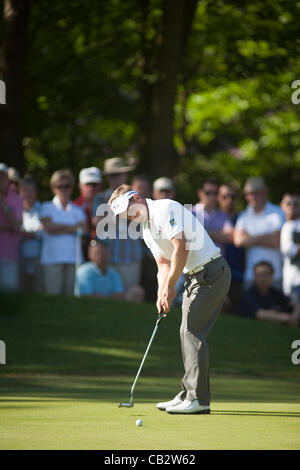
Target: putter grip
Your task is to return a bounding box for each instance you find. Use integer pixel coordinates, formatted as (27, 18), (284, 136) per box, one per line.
(157, 309), (165, 324)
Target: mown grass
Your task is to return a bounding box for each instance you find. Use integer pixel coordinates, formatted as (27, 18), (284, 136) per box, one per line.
(0, 292), (299, 380)
(0, 293), (299, 450)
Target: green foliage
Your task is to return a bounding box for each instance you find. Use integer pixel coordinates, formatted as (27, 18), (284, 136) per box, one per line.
(2, 0), (300, 201)
(174, 0), (300, 204)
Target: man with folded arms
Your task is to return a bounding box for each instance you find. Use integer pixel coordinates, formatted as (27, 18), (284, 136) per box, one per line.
(109, 185), (231, 415)
(234, 177), (285, 290)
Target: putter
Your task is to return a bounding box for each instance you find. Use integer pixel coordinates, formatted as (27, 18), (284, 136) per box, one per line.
(119, 310), (165, 408)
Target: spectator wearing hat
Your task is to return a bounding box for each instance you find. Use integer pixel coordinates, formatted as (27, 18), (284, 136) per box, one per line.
(8, 167), (21, 193)
(19, 176), (43, 292)
(92, 157), (144, 293)
(152, 177), (175, 200)
(40, 169), (88, 295)
(280, 193), (300, 302)
(234, 177), (285, 290)
(92, 157), (136, 210)
(0, 163), (23, 292)
(193, 179), (233, 257)
(73, 167), (102, 230)
(73, 167), (102, 259)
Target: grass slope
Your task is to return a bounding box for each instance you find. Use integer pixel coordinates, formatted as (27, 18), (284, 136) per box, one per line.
(0, 292), (299, 379)
(0, 293), (300, 450)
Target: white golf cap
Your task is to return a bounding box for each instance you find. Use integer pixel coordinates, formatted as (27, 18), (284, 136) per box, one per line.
(153, 176), (174, 191)
(0, 163), (8, 174)
(79, 167), (102, 184)
(110, 190), (137, 217)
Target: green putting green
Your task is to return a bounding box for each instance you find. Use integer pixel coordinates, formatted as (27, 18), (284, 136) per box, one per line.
(0, 293), (299, 449)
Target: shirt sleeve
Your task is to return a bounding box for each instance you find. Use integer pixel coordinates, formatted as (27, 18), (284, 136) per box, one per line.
(76, 266), (94, 295)
(161, 201), (185, 241)
(234, 212), (246, 231)
(273, 209), (285, 231)
(40, 202), (52, 219)
(144, 239), (163, 259)
(111, 269), (125, 294)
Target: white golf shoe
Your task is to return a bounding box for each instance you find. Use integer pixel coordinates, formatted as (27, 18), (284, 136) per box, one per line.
(166, 399), (210, 415)
(156, 396), (183, 411)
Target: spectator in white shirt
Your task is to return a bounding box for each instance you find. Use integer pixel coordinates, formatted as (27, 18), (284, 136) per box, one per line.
(40, 169), (88, 295)
(234, 177), (285, 289)
(19, 176), (43, 292)
(280, 194), (300, 302)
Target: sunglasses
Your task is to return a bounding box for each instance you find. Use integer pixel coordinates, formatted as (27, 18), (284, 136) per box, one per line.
(285, 201), (299, 207)
(221, 194), (236, 200)
(204, 191), (218, 196)
(55, 184), (72, 190)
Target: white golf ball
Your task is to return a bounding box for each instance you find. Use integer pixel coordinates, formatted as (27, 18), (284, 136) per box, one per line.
(136, 419), (143, 427)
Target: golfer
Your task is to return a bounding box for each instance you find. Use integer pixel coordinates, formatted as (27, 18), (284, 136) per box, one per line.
(109, 185), (231, 414)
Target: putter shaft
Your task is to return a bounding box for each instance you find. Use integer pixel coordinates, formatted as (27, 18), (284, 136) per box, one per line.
(119, 312), (164, 407)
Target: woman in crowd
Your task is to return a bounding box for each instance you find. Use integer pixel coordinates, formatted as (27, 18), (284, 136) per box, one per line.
(19, 176), (43, 292)
(40, 169), (88, 295)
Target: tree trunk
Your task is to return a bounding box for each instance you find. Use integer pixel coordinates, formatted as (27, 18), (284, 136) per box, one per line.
(137, 0), (198, 179)
(0, 0), (29, 172)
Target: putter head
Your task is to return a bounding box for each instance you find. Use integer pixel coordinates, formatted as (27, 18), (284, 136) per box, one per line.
(118, 402), (134, 408)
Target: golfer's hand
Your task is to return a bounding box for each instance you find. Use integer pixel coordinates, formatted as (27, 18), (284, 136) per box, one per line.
(156, 296), (164, 314)
(162, 285), (176, 314)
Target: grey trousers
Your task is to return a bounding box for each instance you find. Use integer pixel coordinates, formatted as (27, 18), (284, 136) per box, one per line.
(177, 257), (231, 405)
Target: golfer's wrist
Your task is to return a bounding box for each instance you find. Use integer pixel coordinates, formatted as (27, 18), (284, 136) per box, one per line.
(166, 277), (176, 289)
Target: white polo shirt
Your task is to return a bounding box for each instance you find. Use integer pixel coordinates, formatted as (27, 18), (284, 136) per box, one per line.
(235, 202), (285, 282)
(142, 199), (220, 274)
(40, 196), (86, 265)
(280, 218), (300, 295)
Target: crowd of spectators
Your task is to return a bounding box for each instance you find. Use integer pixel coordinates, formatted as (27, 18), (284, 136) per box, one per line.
(0, 157), (299, 327)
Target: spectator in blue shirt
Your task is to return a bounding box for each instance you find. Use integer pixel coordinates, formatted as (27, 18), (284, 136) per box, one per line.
(76, 239), (125, 299)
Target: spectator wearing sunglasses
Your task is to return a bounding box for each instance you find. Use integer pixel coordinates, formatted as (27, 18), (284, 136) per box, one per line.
(40, 169), (88, 295)
(193, 179), (233, 258)
(218, 184), (245, 314)
(281, 193), (300, 222)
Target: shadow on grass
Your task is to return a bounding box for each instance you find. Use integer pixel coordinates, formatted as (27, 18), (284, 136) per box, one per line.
(1, 374), (300, 408)
(212, 410), (300, 418)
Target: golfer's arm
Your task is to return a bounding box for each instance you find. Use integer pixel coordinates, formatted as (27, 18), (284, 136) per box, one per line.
(167, 234), (189, 288)
(155, 256), (171, 296)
